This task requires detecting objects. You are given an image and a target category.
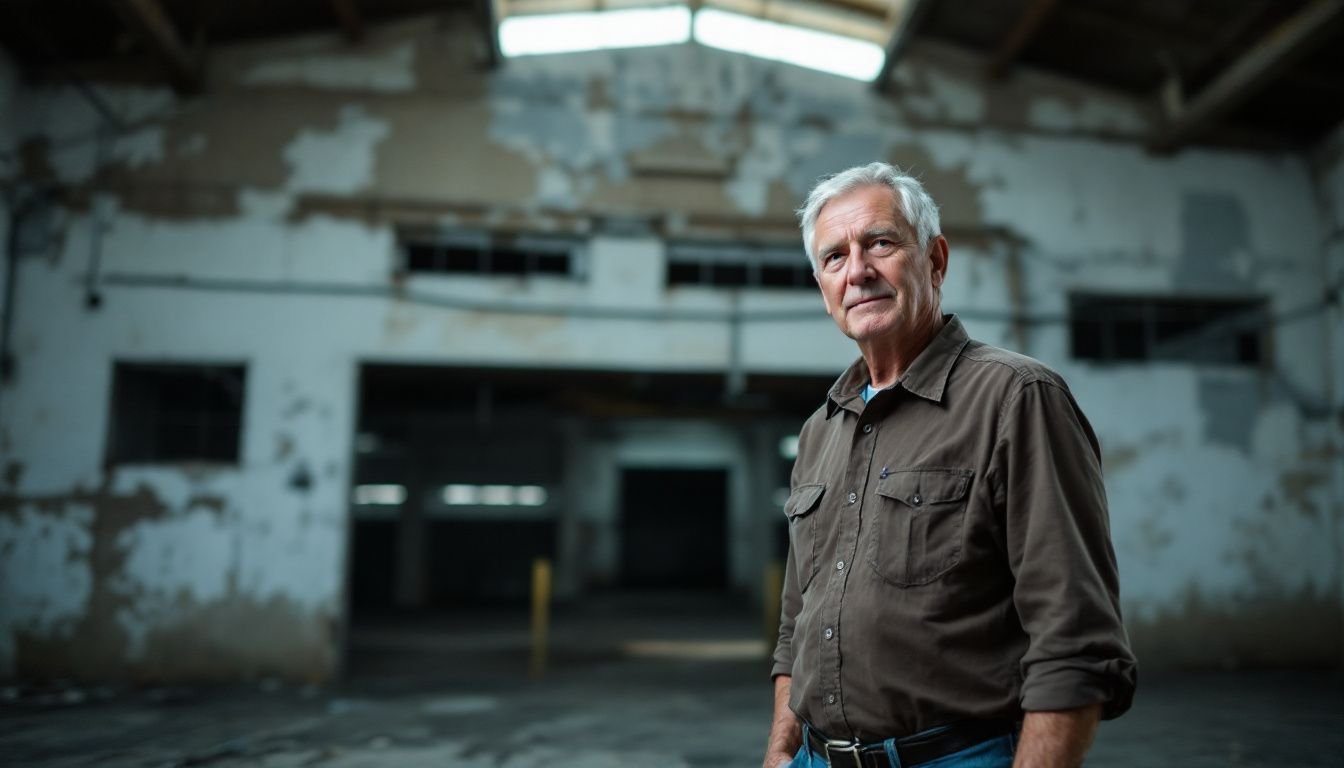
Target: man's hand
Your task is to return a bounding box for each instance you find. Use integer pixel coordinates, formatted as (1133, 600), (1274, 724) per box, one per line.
(1012, 704), (1102, 768)
(762, 675), (801, 768)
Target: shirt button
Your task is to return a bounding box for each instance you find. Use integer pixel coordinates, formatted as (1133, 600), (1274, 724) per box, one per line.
(912, 493), (922, 506)
(862, 424), (873, 434)
(827, 693), (836, 704)
(847, 492), (857, 504)
(836, 560), (845, 571)
(824, 627), (834, 640)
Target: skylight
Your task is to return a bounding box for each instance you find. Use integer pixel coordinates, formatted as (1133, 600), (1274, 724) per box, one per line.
(499, 5), (693, 57)
(497, 4), (888, 82)
(692, 8), (886, 81)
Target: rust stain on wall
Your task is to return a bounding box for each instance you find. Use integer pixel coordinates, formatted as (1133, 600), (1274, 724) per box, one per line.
(409, 24), (488, 100)
(585, 173), (741, 220)
(886, 142), (984, 230)
(1278, 469), (1328, 520)
(4, 483), (171, 680)
(374, 101), (537, 206)
(51, 90), (358, 221)
(136, 594), (335, 683)
(1, 481), (244, 682)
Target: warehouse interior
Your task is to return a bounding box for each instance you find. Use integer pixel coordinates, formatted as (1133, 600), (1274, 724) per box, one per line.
(1, 0), (1343, 763)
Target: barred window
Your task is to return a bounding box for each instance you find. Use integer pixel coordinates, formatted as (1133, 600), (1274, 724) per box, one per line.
(1069, 294), (1267, 365)
(108, 363), (246, 463)
(666, 242), (814, 290)
(402, 230), (582, 278)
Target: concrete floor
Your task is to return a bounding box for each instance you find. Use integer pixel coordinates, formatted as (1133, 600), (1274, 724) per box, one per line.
(3, 595), (1342, 767)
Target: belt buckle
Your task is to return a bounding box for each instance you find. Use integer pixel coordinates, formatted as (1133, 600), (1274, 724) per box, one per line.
(824, 739), (864, 768)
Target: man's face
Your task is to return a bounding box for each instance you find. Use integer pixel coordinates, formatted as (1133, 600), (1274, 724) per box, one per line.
(811, 185), (946, 344)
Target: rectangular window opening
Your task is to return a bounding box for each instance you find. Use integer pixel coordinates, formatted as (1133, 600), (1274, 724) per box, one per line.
(666, 242), (812, 291)
(401, 230), (579, 279)
(1069, 294), (1268, 366)
(108, 363), (246, 464)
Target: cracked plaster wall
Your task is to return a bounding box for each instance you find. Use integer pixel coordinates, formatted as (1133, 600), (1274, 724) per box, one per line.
(0, 13), (1340, 679)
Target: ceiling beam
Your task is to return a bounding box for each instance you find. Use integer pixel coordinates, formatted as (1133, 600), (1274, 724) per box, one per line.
(109, 0), (201, 94)
(1151, 0), (1344, 152)
(986, 0), (1060, 79)
(872, 0), (935, 92)
(331, 0), (365, 44)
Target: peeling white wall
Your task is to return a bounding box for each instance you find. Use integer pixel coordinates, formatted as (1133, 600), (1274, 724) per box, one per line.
(0, 14), (1340, 679)
(0, 504), (94, 668)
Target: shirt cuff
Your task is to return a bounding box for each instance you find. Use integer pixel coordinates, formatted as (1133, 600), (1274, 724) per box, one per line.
(1020, 656), (1137, 719)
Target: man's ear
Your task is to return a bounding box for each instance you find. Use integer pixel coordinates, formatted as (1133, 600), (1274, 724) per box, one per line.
(928, 235), (949, 288)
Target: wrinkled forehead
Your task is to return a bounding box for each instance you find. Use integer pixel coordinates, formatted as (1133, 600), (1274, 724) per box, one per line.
(811, 185), (914, 251)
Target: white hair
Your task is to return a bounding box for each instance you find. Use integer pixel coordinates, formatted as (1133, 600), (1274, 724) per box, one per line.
(796, 162), (942, 271)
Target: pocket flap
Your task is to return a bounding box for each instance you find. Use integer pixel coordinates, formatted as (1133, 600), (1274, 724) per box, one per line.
(784, 483), (825, 519)
(875, 468), (972, 506)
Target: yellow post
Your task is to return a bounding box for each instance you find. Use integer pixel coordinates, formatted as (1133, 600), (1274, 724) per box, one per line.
(763, 560), (783, 653)
(530, 557), (552, 678)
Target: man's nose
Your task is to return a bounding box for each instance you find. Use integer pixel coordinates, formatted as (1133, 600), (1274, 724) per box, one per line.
(845, 244), (873, 284)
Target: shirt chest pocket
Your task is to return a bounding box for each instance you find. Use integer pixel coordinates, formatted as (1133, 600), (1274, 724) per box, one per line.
(784, 483), (825, 593)
(865, 468), (974, 587)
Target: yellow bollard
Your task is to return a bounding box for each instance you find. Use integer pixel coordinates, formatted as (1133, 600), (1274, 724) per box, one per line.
(530, 558), (552, 679)
(763, 560), (783, 653)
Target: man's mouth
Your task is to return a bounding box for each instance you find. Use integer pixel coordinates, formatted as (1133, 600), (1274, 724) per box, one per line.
(847, 295), (891, 309)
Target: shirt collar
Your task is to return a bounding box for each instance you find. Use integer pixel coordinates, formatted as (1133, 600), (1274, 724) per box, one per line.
(825, 314), (970, 418)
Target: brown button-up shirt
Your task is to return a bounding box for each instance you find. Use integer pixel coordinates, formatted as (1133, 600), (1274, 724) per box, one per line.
(772, 315), (1136, 740)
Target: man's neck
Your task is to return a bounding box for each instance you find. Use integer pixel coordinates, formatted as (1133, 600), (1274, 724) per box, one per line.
(858, 314), (945, 389)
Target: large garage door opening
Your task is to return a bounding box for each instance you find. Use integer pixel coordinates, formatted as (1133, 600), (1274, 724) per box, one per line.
(343, 364), (832, 681)
(348, 366), (567, 621)
(621, 468), (729, 591)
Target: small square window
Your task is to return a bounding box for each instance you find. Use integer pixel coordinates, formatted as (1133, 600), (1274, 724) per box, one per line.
(109, 364), (246, 463)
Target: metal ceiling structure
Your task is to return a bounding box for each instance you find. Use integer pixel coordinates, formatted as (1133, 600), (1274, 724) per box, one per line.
(1, 0), (1342, 152)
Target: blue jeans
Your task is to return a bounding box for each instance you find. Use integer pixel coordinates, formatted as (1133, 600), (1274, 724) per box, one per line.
(788, 725), (1017, 768)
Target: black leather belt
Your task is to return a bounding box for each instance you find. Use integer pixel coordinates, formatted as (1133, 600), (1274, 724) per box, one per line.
(805, 719), (1017, 768)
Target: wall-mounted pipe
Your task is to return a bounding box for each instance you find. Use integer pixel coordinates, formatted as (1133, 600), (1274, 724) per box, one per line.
(0, 186), (54, 389)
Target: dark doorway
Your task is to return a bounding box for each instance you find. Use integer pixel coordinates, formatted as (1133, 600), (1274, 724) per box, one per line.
(428, 519), (556, 606)
(620, 468), (728, 590)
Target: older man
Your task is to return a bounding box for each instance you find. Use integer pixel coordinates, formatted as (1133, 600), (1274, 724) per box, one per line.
(762, 163), (1136, 768)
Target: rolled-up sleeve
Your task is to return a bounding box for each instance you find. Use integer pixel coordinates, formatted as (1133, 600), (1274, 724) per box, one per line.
(771, 534), (800, 679)
(996, 379), (1137, 718)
